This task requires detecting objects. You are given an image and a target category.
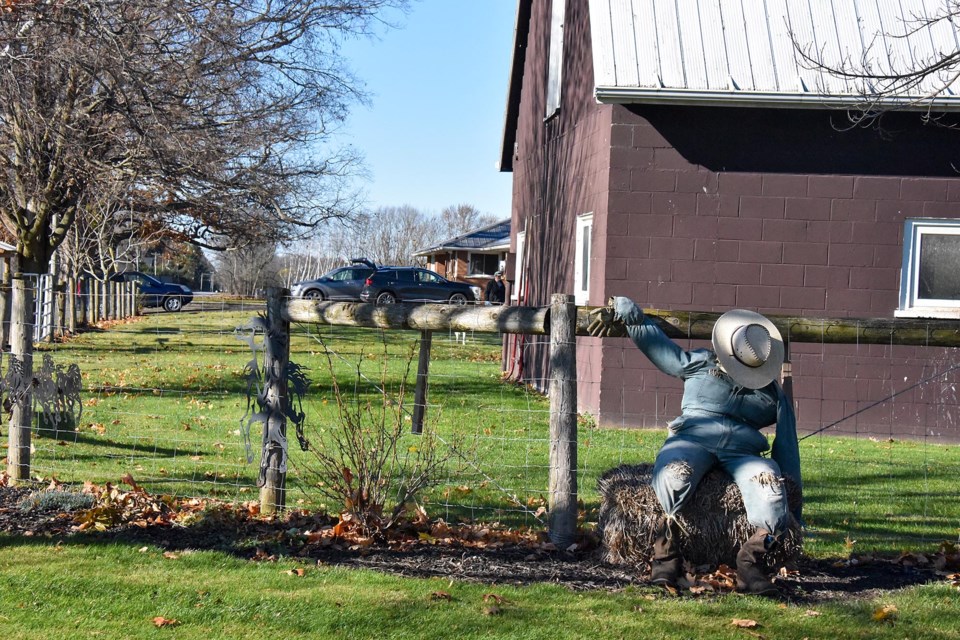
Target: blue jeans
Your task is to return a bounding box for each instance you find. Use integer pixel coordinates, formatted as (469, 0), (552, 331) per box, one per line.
(651, 415), (790, 536)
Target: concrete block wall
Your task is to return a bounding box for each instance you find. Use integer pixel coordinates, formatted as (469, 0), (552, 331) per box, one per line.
(595, 105), (960, 439)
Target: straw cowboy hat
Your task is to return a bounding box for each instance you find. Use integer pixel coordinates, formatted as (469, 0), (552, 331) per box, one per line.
(711, 309), (784, 389)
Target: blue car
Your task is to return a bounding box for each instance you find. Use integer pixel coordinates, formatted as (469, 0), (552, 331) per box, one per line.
(110, 271), (194, 312)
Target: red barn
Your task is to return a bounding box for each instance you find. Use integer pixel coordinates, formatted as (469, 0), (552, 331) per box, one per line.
(499, 0), (960, 438)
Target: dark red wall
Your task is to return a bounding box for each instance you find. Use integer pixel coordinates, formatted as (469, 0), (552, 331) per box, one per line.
(505, 1), (960, 440)
(507, 0), (610, 393)
(597, 104), (960, 439)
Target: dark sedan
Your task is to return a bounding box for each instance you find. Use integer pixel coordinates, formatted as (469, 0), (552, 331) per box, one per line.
(110, 271), (194, 312)
(360, 267), (479, 305)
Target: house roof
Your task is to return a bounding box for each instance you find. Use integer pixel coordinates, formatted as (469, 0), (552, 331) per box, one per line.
(590, 0), (960, 109)
(414, 219), (511, 256)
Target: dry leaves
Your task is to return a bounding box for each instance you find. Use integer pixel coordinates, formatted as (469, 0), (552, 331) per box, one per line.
(152, 616), (179, 628)
(946, 572), (960, 590)
(731, 618), (759, 628)
(429, 591), (452, 601)
(872, 604), (899, 622)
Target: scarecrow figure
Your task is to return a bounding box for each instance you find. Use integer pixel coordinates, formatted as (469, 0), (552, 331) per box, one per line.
(589, 297), (801, 595)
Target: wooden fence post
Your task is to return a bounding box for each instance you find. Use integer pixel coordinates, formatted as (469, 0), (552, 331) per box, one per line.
(7, 273), (34, 483)
(0, 261), (10, 361)
(98, 279), (106, 322)
(260, 287), (290, 514)
(67, 276), (76, 334)
(548, 293), (577, 548)
(411, 330), (433, 434)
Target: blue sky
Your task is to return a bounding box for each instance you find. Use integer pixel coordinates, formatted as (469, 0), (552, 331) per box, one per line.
(339, 1), (517, 220)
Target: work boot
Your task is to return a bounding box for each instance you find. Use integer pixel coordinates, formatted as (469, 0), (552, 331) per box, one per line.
(650, 517), (683, 589)
(736, 530), (779, 596)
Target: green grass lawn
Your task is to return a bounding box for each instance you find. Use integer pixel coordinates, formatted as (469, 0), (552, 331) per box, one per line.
(0, 541), (958, 640)
(19, 309), (960, 556)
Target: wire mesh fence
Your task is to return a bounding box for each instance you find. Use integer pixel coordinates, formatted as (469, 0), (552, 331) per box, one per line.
(3, 284), (959, 555)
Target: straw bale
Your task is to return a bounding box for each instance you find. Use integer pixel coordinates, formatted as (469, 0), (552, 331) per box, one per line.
(597, 464), (802, 570)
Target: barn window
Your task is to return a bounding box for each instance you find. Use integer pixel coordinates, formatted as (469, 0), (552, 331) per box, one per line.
(897, 218), (960, 318)
(574, 213), (593, 306)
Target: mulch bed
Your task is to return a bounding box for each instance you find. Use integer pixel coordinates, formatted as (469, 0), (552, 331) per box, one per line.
(0, 484), (953, 603)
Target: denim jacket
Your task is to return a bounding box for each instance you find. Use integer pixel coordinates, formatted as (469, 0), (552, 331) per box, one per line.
(612, 297), (802, 494)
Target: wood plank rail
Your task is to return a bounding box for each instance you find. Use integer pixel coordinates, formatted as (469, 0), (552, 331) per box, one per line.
(284, 299), (960, 347)
(284, 299), (549, 335)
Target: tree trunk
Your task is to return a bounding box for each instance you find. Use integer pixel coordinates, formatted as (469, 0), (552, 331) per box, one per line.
(0, 259), (10, 369)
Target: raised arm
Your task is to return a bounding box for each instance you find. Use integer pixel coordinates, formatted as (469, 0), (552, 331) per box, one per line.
(590, 297), (706, 379)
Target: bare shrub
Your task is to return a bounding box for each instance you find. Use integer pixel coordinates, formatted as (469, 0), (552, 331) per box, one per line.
(299, 339), (462, 532)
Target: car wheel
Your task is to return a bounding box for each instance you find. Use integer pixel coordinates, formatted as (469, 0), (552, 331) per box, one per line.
(375, 291), (397, 304)
(303, 289), (325, 301)
(163, 296), (183, 312)
(448, 293), (468, 305)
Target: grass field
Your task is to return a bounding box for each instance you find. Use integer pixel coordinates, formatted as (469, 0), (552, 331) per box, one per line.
(3, 308), (960, 639)
(1, 542), (958, 640)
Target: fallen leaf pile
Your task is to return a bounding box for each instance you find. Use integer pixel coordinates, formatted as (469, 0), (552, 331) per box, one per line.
(72, 475), (201, 532)
(833, 543), (960, 572)
(687, 564), (738, 594)
(298, 506), (559, 554)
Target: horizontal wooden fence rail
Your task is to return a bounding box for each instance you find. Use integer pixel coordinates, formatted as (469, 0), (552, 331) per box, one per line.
(284, 298), (550, 335)
(593, 309), (960, 348)
(285, 299), (960, 347)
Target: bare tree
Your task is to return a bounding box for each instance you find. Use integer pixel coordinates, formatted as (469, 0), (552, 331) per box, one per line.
(214, 243), (281, 296)
(0, 0), (407, 481)
(439, 203), (498, 238)
(355, 205), (439, 266)
(792, 4), (960, 125)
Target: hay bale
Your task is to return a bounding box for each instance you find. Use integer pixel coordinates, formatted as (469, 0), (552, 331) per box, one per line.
(597, 464), (802, 571)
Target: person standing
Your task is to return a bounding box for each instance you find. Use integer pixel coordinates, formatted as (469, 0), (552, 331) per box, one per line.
(484, 271), (505, 305)
(589, 296), (801, 596)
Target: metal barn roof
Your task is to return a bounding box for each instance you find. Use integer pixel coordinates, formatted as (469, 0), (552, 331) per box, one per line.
(589, 0), (960, 109)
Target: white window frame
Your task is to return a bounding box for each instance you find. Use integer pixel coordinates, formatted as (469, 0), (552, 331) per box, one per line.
(511, 231), (526, 302)
(897, 218), (960, 318)
(467, 252), (500, 277)
(545, 0), (565, 120)
(574, 213), (593, 306)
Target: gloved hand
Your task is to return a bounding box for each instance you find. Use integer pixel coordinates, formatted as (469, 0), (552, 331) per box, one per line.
(587, 297), (624, 337)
